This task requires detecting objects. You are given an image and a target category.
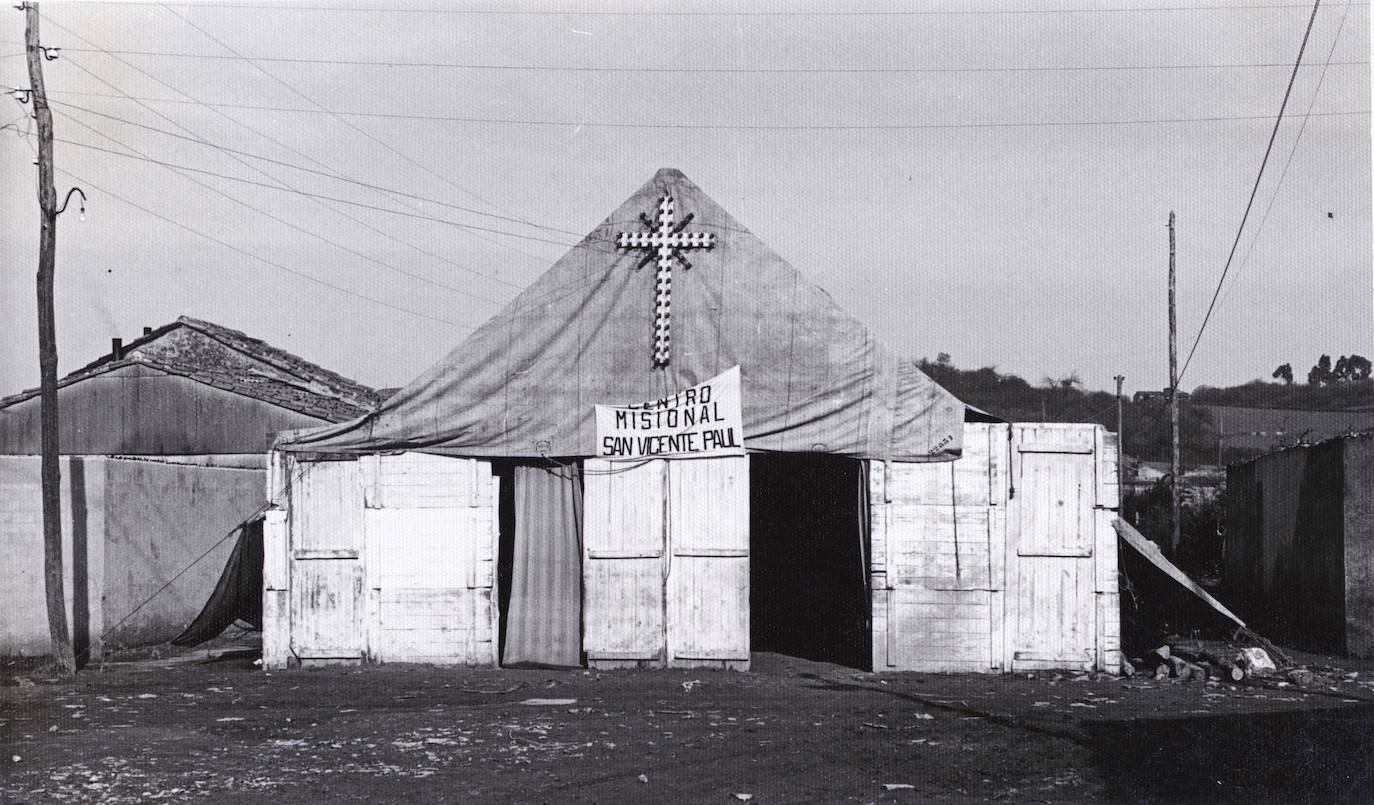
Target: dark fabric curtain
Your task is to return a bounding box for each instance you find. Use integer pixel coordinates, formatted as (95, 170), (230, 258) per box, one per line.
(501, 464), (584, 667)
(171, 517), (264, 647)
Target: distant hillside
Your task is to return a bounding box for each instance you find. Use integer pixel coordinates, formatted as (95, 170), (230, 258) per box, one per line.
(1190, 380), (1373, 411)
(1201, 404), (1374, 454)
(920, 357), (1373, 465)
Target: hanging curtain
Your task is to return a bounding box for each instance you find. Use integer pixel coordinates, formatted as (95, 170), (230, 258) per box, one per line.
(502, 464), (584, 667)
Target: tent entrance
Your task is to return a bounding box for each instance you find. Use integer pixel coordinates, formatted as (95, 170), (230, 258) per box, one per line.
(494, 462), (585, 668)
(750, 454), (871, 670)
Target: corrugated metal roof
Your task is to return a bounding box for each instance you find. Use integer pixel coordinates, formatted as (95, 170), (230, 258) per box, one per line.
(0, 317), (382, 423)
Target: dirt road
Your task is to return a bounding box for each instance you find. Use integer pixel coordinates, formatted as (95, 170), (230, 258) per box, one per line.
(3, 652), (1372, 803)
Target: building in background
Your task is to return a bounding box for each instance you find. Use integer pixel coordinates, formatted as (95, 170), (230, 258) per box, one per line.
(1224, 432), (1374, 657)
(0, 316), (381, 657)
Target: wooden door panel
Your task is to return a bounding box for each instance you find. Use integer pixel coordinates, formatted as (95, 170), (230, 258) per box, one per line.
(583, 459), (666, 664)
(667, 456), (749, 667)
(1008, 426), (1101, 671)
(289, 461), (365, 662)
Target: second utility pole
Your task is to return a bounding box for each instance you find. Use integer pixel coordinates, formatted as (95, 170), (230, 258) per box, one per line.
(1168, 211), (1181, 556)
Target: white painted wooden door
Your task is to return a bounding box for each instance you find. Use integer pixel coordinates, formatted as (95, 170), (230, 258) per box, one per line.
(666, 456), (750, 668)
(583, 459), (667, 666)
(364, 454), (497, 665)
(289, 460), (365, 662)
(1007, 426), (1099, 671)
(873, 424), (1008, 673)
(583, 456), (750, 668)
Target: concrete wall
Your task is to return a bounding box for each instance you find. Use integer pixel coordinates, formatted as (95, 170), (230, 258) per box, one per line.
(0, 456), (266, 656)
(0, 456), (107, 657)
(102, 458), (266, 647)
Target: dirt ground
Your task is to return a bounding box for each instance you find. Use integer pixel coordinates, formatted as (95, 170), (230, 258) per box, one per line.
(3, 647), (1373, 804)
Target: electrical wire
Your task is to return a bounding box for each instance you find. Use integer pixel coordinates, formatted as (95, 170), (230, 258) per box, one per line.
(81, 2), (1374, 16)
(1205, 0), (1355, 339)
(50, 55), (525, 310)
(34, 124), (605, 252)
(1173, 0), (1325, 392)
(157, 3), (553, 264)
(39, 11), (558, 275)
(22, 88), (1371, 129)
(42, 98), (582, 239)
(38, 47), (1371, 74)
(58, 166), (471, 329)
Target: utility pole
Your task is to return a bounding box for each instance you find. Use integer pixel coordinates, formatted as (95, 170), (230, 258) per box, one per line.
(1168, 211), (1181, 556)
(1114, 375), (1125, 487)
(26, 1), (75, 673)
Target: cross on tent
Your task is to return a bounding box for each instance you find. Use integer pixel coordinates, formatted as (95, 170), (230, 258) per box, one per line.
(616, 194), (715, 367)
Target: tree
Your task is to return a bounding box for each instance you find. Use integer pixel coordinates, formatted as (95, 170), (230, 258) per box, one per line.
(1272, 363), (1293, 384)
(1308, 354), (1333, 386)
(1332, 354), (1371, 382)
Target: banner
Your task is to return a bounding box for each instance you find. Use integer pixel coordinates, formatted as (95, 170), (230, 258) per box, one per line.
(595, 366), (745, 460)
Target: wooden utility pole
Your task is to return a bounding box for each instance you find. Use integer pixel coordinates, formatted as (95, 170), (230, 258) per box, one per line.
(1114, 374), (1125, 487)
(1168, 211), (1181, 556)
(26, 1), (75, 673)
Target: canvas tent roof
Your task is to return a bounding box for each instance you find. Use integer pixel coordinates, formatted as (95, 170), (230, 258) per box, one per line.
(279, 168), (963, 461)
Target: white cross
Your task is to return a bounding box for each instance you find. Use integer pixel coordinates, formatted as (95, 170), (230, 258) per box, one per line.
(616, 194), (715, 367)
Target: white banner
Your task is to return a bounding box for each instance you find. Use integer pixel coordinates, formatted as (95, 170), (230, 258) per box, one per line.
(595, 366), (745, 460)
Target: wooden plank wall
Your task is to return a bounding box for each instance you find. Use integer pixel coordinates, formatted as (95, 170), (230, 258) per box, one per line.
(873, 423), (1121, 674)
(265, 452), (499, 668)
(872, 423), (1008, 673)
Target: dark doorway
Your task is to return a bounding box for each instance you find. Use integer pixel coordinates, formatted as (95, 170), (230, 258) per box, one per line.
(750, 454), (870, 670)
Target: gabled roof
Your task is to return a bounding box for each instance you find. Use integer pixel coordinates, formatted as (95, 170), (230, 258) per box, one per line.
(280, 168), (963, 461)
(0, 316), (382, 423)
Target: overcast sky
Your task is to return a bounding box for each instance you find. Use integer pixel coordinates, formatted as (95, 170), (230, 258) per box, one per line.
(2, 0), (1369, 398)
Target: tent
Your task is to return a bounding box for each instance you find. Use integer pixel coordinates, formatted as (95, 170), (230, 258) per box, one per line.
(265, 168), (1120, 673)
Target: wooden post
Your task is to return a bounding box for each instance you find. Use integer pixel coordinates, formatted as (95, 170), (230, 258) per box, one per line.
(1217, 409), (1225, 467)
(1168, 211), (1181, 555)
(26, 1), (76, 673)
(1114, 374), (1125, 486)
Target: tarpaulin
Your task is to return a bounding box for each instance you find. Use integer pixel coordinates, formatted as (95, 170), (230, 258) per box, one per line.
(278, 168), (963, 462)
(171, 516), (263, 647)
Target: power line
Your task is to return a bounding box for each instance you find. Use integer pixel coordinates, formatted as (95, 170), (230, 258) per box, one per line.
(1212, 0), (1355, 321)
(157, 3), (553, 266)
(59, 109), (517, 310)
(1174, 0), (1325, 389)
(81, 2), (1374, 15)
(59, 168), (471, 329)
(31, 125), (603, 252)
(50, 52), (523, 310)
(42, 98), (581, 240)
(39, 11), (556, 277)
(41, 47), (1371, 74)
(23, 89), (1371, 129)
